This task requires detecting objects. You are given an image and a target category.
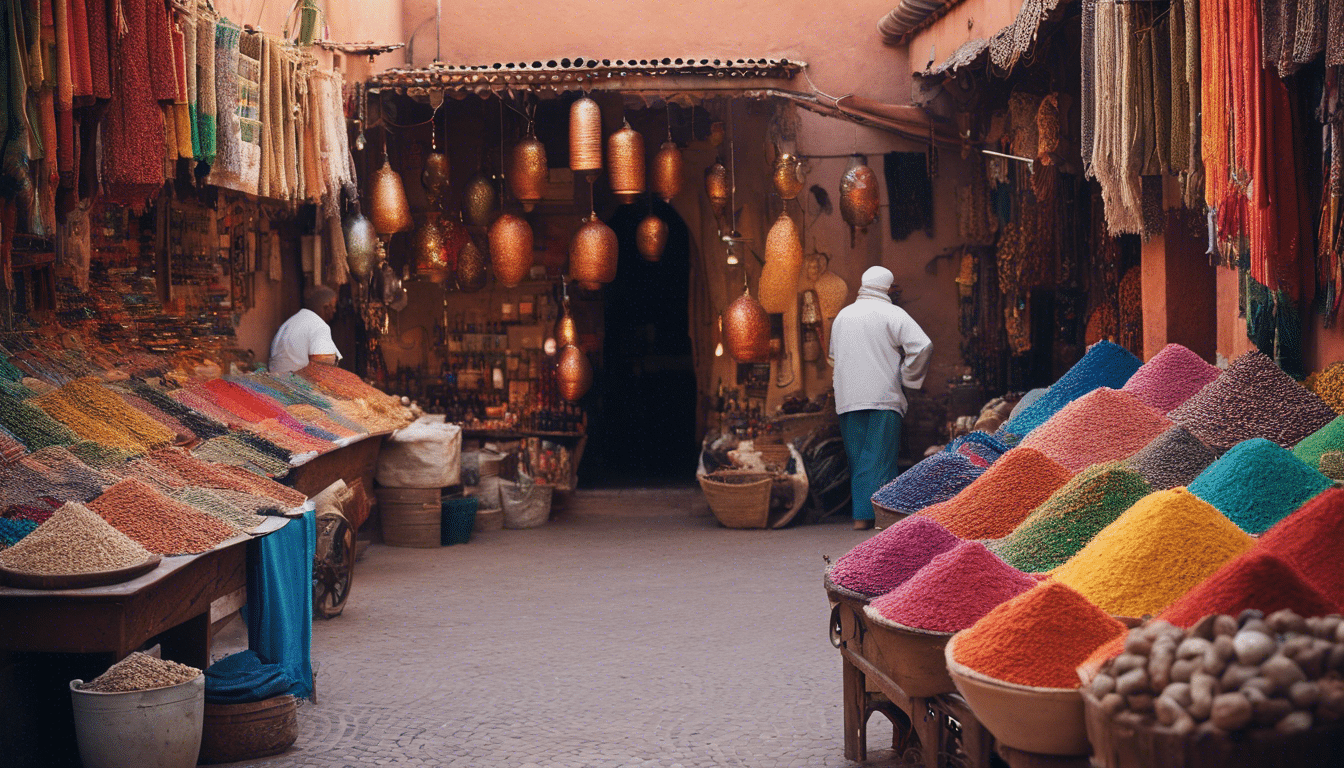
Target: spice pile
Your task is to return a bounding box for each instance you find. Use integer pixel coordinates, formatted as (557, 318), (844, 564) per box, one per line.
(1018, 388), (1172, 471)
(954, 581), (1128, 689)
(174, 487), (269, 532)
(89, 479), (237, 555)
(866, 541), (1036, 632)
(0, 518), (39, 548)
(826, 516), (960, 598)
(1122, 343), (1222, 414)
(192, 436), (293, 477)
(1258, 488), (1344, 606)
(1187, 439), (1333, 534)
(992, 462), (1152, 573)
(1292, 416), (1344, 473)
(918, 448), (1073, 539)
(80, 652), (201, 693)
(1052, 489), (1255, 618)
(946, 431), (1009, 465)
(0, 503), (153, 574)
(1157, 552), (1339, 629)
(1308, 360), (1344, 413)
(147, 448), (306, 508)
(999, 341), (1143, 441)
(871, 452), (985, 515)
(0, 392), (80, 450)
(1168, 351), (1336, 451)
(1125, 426), (1220, 490)
(1088, 610), (1344, 735)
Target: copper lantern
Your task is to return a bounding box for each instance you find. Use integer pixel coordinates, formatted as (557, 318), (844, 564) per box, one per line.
(557, 300), (578, 347)
(636, 215), (667, 262)
(704, 161), (730, 217)
(723, 289), (771, 363)
(652, 141), (683, 202)
(557, 344), (592, 402)
(509, 135), (548, 212)
(569, 214), (618, 288)
(607, 121), (645, 201)
(456, 236), (488, 292)
(759, 213), (803, 313)
(370, 156), (412, 235)
(412, 213), (450, 283)
(569, 97), (603, 174)
(343, 211), (378, 280)
(488, 213), (533, 288)
(464, 173), (498, 227)
(840, 156), (880, 244)
(422, 150), (450, 200)
(773, 153), (804, 200)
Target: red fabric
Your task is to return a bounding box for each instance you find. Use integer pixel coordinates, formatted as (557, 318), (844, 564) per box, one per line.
(101, 0), (176, 204)
(85, 0), (110, 100)
(68, 0), (93, 99)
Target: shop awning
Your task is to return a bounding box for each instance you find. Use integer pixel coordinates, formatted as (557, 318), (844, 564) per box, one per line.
(915, 0), (1072, 81)
(878, 0), (963, 46)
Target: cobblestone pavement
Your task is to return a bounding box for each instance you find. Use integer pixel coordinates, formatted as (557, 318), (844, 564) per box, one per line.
(225, 489), (910, 768)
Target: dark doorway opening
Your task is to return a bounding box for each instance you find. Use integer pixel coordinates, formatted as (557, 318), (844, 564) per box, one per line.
(580, 199), (699, 487)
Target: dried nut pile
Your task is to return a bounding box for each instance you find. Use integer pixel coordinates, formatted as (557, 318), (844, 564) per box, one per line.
(80, 652), (201, 693)
(1090, 609), (1344, 736)
(0, 502), (152, 574)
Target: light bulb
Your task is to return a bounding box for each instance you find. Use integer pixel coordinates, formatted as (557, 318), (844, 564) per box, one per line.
(544, 337), (557, 356)
(715, 342), (724, 357)
(726, 250), (739, 266)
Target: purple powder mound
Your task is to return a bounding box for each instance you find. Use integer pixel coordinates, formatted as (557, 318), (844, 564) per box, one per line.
(868, 541), (1038, 632)
(1122, 344), (1222, 414)
(828, 516), (961, 597)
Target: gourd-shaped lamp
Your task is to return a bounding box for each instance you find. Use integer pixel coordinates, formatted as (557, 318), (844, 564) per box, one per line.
(636, 215), (667, 262)
(569, 97), (603, 175)
(704, 161), (730, 218)
(652, 141), (684, 202)
(464, 173), (497, 227)
(488, 214), (533, 288)
(773, 153), (805, 200)
(569, 212), (617, 290)
(456, 234), (488, 292)
(422, 147), (450, 201)
(343, 209), (378, 280)
(371, 153), (413, 236)
(840, 155), (880, 245)
(758, 213), (803, 313)
(607, 121), (645, 201)
(557, 344), (592, 402)
(510, 133), (547, 212)
(723, 288), (771, 362)
(412, 213), (450, 283)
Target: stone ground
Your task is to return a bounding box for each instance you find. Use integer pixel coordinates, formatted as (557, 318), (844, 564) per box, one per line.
(217, 488), (911, 768)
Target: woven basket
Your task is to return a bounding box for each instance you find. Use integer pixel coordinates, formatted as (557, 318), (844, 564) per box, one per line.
(756, 442), (791, 470)
(698, 470), (772, 529)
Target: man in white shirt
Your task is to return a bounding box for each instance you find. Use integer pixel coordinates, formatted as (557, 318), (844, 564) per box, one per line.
(829, 266), (933, 530)
(268, 286), (343, 374)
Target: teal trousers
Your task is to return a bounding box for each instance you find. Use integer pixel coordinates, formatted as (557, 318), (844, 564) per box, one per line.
(838, 409), (903, 521)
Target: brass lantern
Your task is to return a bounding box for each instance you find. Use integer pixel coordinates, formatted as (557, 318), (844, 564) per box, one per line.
(758, 213), (803, 313)
(636, 215), (667, 262)
(840, 155), (880, 244)
(509, 134), (548, 212)
(456, 236), (488, 292)
(557, 298), (578, 347)
(422, 150), (450, 200)
(704, 161), (730, 218)
(651, 141), (683, 202)
(488, 213), (533, 288)
(412, 213), (450, 283)
(722, 288), (771, 363)
(557, 344), (592, 402)
(464, 173), (498, 227)
(773, 153), (805, 200)
(343, 211), (378, 280)
(569, 213), (617, 288)
(370, 155), (412, 235)
(607, 121), (645, 201)
(569, 97), (603, 174)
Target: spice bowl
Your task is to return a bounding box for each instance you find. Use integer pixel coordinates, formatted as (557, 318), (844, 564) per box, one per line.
(945, 633), (1090, 756)
(860, 610), (955, 697)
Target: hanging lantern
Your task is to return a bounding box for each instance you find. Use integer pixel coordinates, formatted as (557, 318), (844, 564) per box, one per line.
(370, 155), (412, 235)
(422, 151), (450, 200)
(440, 216), (469, 272)
(488, 214), (533, 288)
(704, 161), (730, 218)
(709, 121), (725, 147)
(758, 213), (803, 313)
(840, 155), (880, 245)
(412, 213), (450, 283)
(652, 141), (683, 202)
(722, 289), (771, 362)
(463, 173), (497, 227)
(636, 215), (667, 262)
(569, 213), (617, 288)
(773, 153), (805, 200)
(569, 97), (603, 174)
(343, 211), (378, 280)
(509, 134), (548, 212)
(456, 236), (488, 292)
(557, 344), (593, 401)
(608, 121), (645, 201)
(557, 301), (579, 347)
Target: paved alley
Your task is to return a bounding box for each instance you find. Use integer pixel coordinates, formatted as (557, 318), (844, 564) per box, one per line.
(224, 489), (908, 768)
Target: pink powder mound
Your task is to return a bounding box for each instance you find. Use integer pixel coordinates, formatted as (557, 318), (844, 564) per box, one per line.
(828, 516), (961, 597)
(1123, 344), (1222, 414)
(1019, 388), (1173, 472)
(869, 541), (1038, 632)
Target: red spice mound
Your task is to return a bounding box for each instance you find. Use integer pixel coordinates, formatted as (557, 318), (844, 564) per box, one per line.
(1018, 388), (1173, 472)
(918, 448), (1073, 539)
(1157, 550), (1339, 627)
(953, 581), (1126, 689)
(828, 516), (960, 598)
(868, 541), (1037, 632)
(1257, 487), (1344, 606)
(147, 449), (307, 509)
(88, 479), (237, 555)
(1122, 343), (1222, 414)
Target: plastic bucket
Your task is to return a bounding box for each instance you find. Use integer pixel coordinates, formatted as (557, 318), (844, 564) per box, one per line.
(441, 496), (478, 545)
(69, 674), (205, 768)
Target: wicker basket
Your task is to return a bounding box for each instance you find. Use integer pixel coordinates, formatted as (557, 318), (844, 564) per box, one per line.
(698, 471), (772, 529)
(756, 442), (792, 470)
(198, 695), (298, 764)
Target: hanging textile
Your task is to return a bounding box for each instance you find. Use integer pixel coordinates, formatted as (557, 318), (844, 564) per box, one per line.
(207, 18), (243, 187)
(181, 6), (200, 159)
(326, 213), (348, 287)
(170, 21), (193, 160)
(236, 31), (262, 195)
(1317, 67), (1344, 323)
(1081, 0), (1097, 175)
(102, 0), (175, 205)
(196, 4), (218, 164)
(1329, 0), (1344, 65)
(84, 0), (109, 100)
(883, 152), (933, 240)
(1090, 0), (1144, 235)
(245, 509), (315, 699)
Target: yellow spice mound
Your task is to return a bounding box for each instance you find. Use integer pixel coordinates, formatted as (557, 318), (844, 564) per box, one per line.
(1050, 488), (1254, 617)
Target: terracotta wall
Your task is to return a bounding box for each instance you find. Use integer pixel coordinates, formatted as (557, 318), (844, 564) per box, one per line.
(905, 0), (1027, 73)
(213, 0), (406, 76)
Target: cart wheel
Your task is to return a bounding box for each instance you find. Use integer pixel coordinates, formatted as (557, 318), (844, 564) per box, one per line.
(313, 512), (355, 619)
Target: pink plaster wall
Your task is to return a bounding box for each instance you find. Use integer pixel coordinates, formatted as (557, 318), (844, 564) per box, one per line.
(213, 0), (407, 76)
(905, 0), (1027, 74)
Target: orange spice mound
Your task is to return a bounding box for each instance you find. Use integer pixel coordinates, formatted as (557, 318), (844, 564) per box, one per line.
(88, 479), (237, 555)
(917, 448), (1074, 539)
